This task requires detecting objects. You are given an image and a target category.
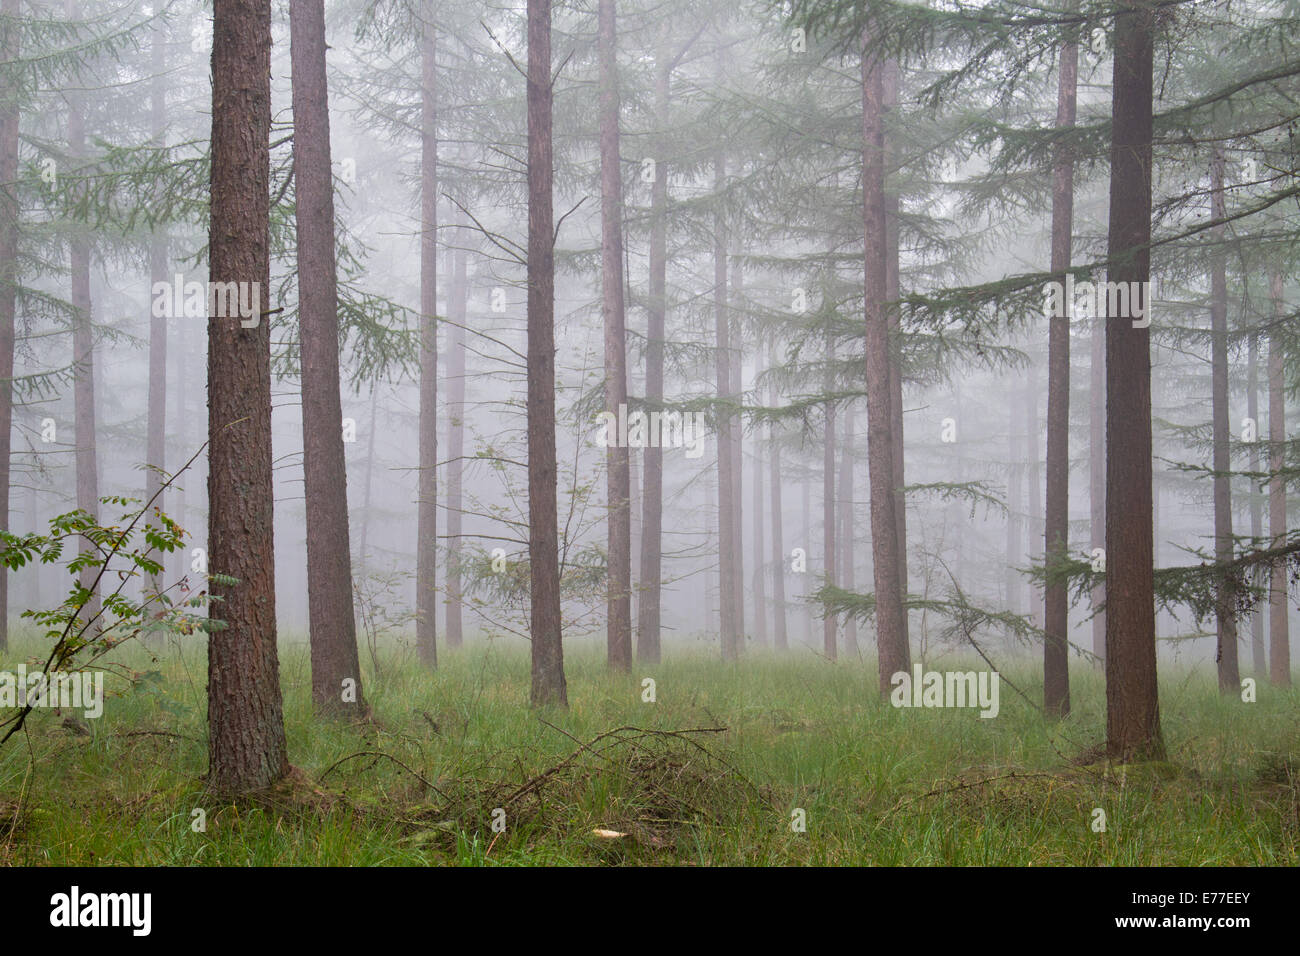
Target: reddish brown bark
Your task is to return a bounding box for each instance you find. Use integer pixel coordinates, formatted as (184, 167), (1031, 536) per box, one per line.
(290, 0), (366, 715)
(883, 59), (908, 647)
(415, 15), (438, 668)
(527, 0), (565, 706)
(713, 154), (738, 661)
(207, 0), (288, 793)
(1044, 31), (1078, 716)
(1104, 0), (1164, 761)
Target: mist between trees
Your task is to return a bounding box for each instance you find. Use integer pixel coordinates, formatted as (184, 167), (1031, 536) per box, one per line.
(0, 0), (1295, 794)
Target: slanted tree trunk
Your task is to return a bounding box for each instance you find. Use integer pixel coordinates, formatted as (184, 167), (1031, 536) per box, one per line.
(145, 16), (168, 601)
(415, 14), (439, 668)
(290, 0), (366, 716)
(445, 245), (468, 649)
(598, 0), (631, 671)
(1247, 333), (1265, 675)
(1044, 30), (1077, 716)
(713, 154), (737, 661)
(1209, 147), (1239, 693)
(635, 39), (669, 665)
(1268, 273), (1290, 687)
(207, 0), (288, 793)
(1104, 0), (1164, 761)
(527, 0), (565, 706)
(863, 29), (907, 693)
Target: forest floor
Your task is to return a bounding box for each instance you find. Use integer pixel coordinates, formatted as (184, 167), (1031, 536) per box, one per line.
(0, 628), (1296, 865)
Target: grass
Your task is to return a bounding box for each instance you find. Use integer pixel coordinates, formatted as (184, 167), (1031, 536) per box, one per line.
(0, 628), (1296, 865)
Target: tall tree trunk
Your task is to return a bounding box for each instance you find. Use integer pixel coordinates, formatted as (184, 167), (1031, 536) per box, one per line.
(290, 0), (366, 715)
(863, 30), (907, 692)
(713, 154), (737, 661)
(1044, 31), (1077, 716)
(445, 245), (467, 649)
(68, 43), (99, 630)
(635, 40), (669, 665)
(1104, 0), (1164, 761)
(1268, 273), (1290, 686)
(1006, 403), (1023, 614)
(357, 381), (378, 568)
(0, 0), (18, 652)
(883, 58), (908, 648)
(753, 394), (767, 647)
(146, 17), (168, 600)
(1026, 366), (1043, 630)
(1247, 332), (1265, 675)
(207, 0), (288, 793)
(822, 340), (836, 662)
(802, 476), (812, 643)
(1209, 147), (1239, 692)
(770, 407), (788, 651)
(1089, 311), (1106, 664)
(527, 0), (565, 706)
(415, 14), (438, 668)
(840, 405), (858, 656)
(598, 0), (631, 671)
(730, 263), (744, 650)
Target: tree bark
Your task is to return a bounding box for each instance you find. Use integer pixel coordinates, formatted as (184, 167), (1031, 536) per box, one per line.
(415, 14), (438, 668)
(445, 245), (467, 649)
(1268, 273), (1290, 686)
(883, 58), (908, 648)
(839, 405), (858, 656)
(1044, 30), (1077, 716)
(713, 154), (737, 661)
(1089, 311), (1106, 665)
(0, 0), (17, 651)
(598, 0), (631, 671)
(290, 0), (366, 715)
(527, 0), (565, 706)
(1006, 402), (1023, 614)
(1104, 0), (1164, 761)
(822, 341), (836, 662)
(753, 378), (767, 647)
(146, 16), (168, 601)
(1246, 332), (1265, 675)
(207, 0), (288, 793)
(863, 30), (907, 692)
(769, 401), (788, 651)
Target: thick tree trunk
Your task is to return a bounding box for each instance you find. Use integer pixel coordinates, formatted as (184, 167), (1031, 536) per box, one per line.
(207, 0), (288, 793)
(146, 18), (168, 600)
(1247, 333), (1265, 675)
(598, 0), (631, 671)
(1104, 0), (1164, 761)
(1044, 32), (1077, 716)
(0, 0), (17, 651)
(1209, 148), (1239, 692)
(527, 0), (565, 706)
(863, 32), (907, 692)
(290, 0), (366, 715)
(635, 42), (669, 665)
(415, 15), (439, 668)
(1089, 312), (1106, 664)
(445, 245), (467, 649)
(1268, 273), (1290, 686)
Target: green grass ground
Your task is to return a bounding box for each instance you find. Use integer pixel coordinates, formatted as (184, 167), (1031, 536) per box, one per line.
(0, 630), (1296, 865)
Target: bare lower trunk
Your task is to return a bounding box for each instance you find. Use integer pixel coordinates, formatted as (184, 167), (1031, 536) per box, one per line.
(822, 342), (836, 662)
(415, 17), (439, 668)
(527, 0), (565, 706)
(1104, 0), (1164, 761)
(1247, 334), (1265, 675)
(713, 155), (737, 661)
(145, 20), (168, 600)
(207, 0), (288, 793)
(0, 0), (18, 650)
(1006, 404), (1023, 614)
(1268, 274), (1290, 686)
(863, 33), (907, 691)
(883, 58), (908, 649)
(291, 0), (365, 715)
(840, 405), (858, 657)
(753, 397), (767, 647)
(446, 245), (468, 649)
(1044, 32), (1077, 716)
(599, 0), (631, 671)
(1209, 147), (1238, 693)
(1089, 313), (1106, 664)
